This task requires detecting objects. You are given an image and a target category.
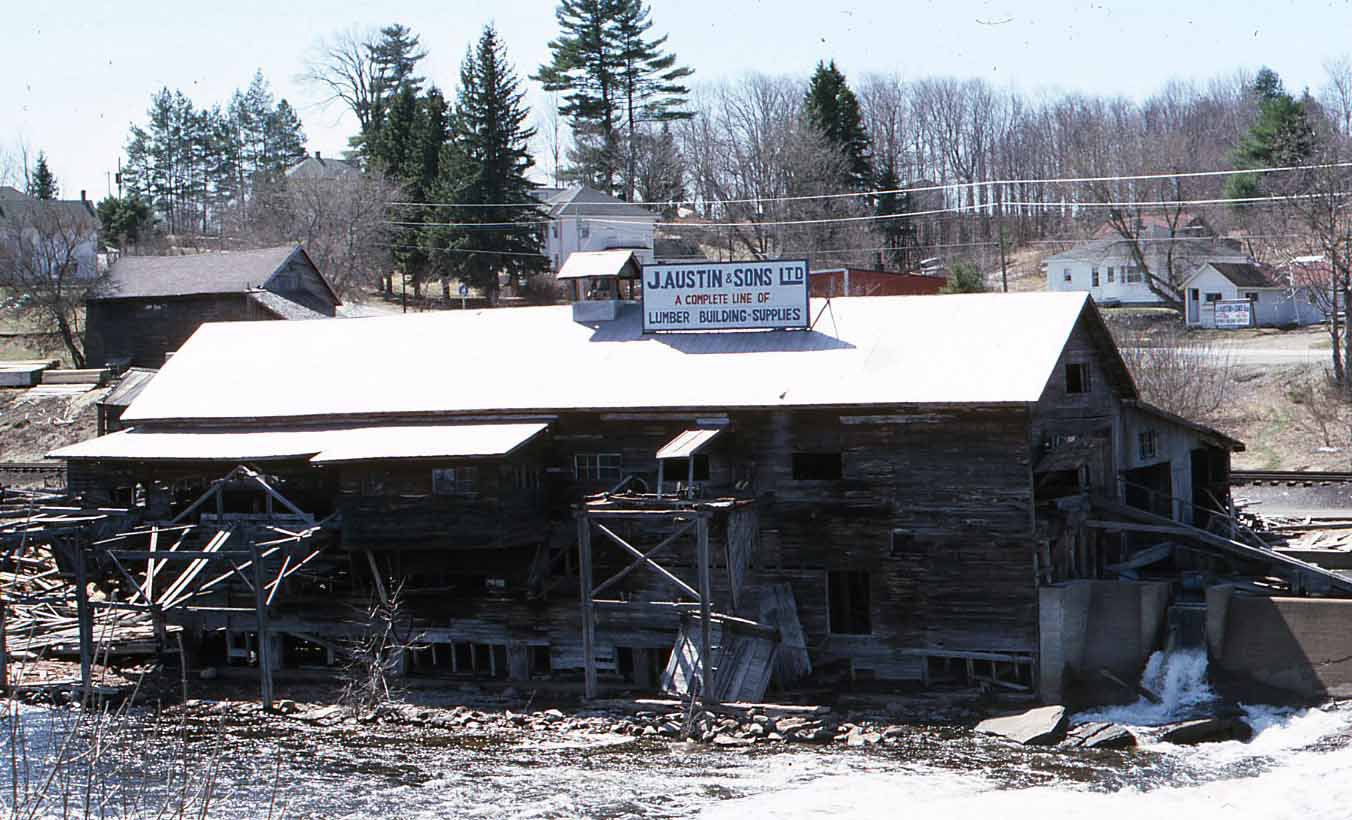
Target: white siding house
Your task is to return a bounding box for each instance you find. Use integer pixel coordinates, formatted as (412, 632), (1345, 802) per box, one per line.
(531, 185), (657, 274)
(1181, 262), (1326, 328)
(0, 186), (100, 282)
(1044, 231), (1249, 306)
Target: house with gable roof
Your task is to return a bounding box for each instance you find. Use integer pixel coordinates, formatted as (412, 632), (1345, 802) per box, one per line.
(84, 245), (340, 369)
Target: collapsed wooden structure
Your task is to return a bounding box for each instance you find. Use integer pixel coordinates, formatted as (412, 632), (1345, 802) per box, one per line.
(40, 291), (1321, 704)
(0, 472), (331, 707)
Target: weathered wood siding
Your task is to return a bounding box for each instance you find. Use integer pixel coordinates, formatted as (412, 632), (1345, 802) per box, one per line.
(85, 293), (272, 369)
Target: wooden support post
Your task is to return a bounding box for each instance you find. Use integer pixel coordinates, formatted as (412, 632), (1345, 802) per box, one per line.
(251, 543), (274, 711)
(71, 540), (94, 701)
(696, 515), (714, 708)
(577, 514), (597, 700)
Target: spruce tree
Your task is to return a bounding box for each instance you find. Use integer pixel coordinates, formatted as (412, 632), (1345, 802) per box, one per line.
(429, 25), (543, 302)
(1225, 68), (1317, 200)
(536, 0), (691, 197)
(804, 61), (872, 191)
(873, 162), (917, 271)
(613, 0), (693, 198)
(28, 152), (58, 200)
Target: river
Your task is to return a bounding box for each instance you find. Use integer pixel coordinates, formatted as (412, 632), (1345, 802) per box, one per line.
(3, 651), (1350, 819)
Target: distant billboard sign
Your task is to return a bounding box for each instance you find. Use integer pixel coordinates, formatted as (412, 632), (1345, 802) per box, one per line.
(641, 259), (810, 332)
(1215, 299), (1254, 329)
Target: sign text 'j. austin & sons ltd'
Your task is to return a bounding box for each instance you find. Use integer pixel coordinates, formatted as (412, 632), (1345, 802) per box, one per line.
(640, 259), (810, 332)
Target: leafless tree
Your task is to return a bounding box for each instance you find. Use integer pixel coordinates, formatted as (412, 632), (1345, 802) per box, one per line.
(0, 199), (101, 367)
(1111, 321), (1236, 425)
(535, 92), (568, 188)
(301, 27), (385, 142)
(249, 171), (398, 297)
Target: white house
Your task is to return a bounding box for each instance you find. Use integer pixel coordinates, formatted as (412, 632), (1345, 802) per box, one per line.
(0, 186), (101, 282)
(1044, 230), (1249, 306)
(531, 184), (657, 274)
(1181, 261), (1326, 328)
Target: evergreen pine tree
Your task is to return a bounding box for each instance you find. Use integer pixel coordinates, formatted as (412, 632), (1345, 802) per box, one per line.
(613, 0), (693, 198)
(873, 162), (917, 271)
(804, 60), (872, 191)
(429, 25), (543, 302)
(1225, 68), (1318, 200)
(28, 152), (58, 199)
(535, 0), (623, 193)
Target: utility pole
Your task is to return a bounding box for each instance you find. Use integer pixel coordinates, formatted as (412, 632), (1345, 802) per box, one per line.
(999, 225), (1009, 293)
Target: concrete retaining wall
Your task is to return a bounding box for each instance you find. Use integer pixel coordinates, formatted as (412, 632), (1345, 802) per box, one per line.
(1039, 580), (1171, 704)
(1207, 586), (1352, 700)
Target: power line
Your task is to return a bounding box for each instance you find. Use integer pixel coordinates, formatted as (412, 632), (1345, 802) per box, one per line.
(394, 191), (1352, 232)
(385, 160), (1352, 211)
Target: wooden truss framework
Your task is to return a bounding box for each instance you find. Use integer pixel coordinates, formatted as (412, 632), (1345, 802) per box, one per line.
(0, 467), (329, 709)
(575, 503), (719, 706)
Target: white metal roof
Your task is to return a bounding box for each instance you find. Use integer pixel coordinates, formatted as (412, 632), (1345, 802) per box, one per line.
(656, 429), (722, 460)
(120, 292), (1102, 424)
(50, 423), (549, 463)
(556, 249), (642, 280)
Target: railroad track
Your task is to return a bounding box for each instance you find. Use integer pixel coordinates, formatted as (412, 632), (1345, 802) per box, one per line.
(1231, 470), (1352, 485)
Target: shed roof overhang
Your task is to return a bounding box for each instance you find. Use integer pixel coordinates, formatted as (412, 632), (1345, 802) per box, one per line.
(656, 428), (722, 460)
(556, 249), (643, 280)
(49, 422), (550, 464)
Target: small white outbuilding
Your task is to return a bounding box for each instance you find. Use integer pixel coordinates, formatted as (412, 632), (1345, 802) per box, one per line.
(1181, 262), (1326, 328)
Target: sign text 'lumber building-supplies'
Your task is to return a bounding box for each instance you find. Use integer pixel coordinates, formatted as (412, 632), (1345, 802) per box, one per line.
(641, 260), (810, 332)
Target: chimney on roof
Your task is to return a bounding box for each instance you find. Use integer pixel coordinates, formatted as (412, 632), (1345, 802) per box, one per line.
(314, 150), (321, 160)
(80, 190), (86, 203)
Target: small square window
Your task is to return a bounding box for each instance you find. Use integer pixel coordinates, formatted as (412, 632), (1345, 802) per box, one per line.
(1065, 362), (1090, 394)
(432, 466), (478, 496)
(1062, 268), (1072, 283)
(1245, 291), (1259, 302)
(1205, 292), (1223, 303)
(792, 452), (843, 480)
(575, 453), (623, 482)
(1138, 430), (1158, 460)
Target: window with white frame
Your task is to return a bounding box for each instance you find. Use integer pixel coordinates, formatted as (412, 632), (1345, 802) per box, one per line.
(1107, 266), (1115, 283)
(579, 221), (591, 239)
(574, 453), (622, 482)
(1063, 268), (1072, 283)
(432, 466), (479, 496)
(1092, 268), (1100, 287)
(1125, 265), (1143, 283)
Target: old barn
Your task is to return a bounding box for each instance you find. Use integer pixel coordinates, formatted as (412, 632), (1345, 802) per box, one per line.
(85, 245), (340, 369)
(51, 292), (1248, 699)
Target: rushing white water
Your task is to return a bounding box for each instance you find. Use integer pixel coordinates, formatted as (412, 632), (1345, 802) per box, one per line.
(1077, 649), (1218, 727)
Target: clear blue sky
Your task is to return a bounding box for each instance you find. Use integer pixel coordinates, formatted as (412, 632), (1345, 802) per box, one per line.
(5, 0), (1351, 198)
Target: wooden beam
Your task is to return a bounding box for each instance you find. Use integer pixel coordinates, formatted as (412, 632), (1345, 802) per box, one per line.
(364, 550), (388, 606)
(590, 519), (695, 598)
(578, 516), (596, 700)
(696, 515), (714, 709)
(593, 523), (699, 600)
(252, 543), (274, 711)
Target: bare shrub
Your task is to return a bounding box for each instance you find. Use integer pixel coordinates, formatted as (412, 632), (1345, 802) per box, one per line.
(339, 583), (420, 715)
(1111, 320), (1235, 424)
(1288, 373), (1352, 449)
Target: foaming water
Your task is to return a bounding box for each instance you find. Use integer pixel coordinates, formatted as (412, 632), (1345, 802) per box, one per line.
(2, 689), (1351, 819)
(1077, 650), (1218, 727)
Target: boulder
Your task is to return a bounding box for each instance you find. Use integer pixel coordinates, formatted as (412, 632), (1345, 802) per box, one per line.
(713, 734), (755, 748)
(846, 728), (882, 747)
(975, 706), (1068, 746)
(1062, 721), (1136, 750)
(1160, 717), (1253, 745)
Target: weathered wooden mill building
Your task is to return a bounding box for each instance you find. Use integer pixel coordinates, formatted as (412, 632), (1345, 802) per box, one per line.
(51, 290), (1253, 699)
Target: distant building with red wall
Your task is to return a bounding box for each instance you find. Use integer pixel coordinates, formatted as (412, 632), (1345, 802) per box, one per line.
(809, 268), (948, 298)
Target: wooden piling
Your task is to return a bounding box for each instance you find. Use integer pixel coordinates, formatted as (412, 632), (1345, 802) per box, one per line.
(577, 515), (596, 700)
(70, 540), (94, 701)
(696, 515), (713, 708)
(251, 543), (274, 711)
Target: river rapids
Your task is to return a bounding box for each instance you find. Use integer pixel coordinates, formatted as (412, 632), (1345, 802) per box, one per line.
(2, 651), (1349, 819)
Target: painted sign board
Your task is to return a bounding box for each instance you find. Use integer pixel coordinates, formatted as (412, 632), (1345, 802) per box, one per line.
(641, 259), (810, 332)
(1215, 299), (1254, 329)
